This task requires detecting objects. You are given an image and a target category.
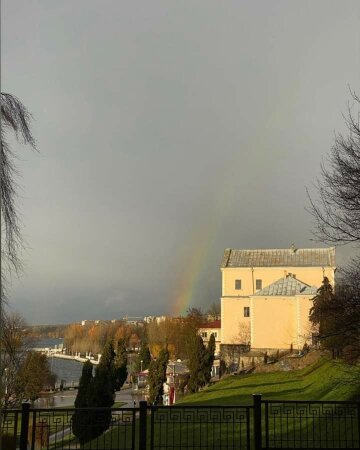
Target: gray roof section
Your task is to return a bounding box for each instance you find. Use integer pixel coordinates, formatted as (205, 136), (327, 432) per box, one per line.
(221, 247), (335, 268)
(252, 276), (318, 297)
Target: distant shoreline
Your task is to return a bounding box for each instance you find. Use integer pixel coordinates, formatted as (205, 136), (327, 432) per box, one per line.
(50, 353), (99, 365)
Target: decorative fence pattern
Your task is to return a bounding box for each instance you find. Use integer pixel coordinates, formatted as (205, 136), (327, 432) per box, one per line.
(264, 400), (360, 449)
(0, 396), (359, 450)
(150, 405), (251, 449)
(0, 409), (21, 450)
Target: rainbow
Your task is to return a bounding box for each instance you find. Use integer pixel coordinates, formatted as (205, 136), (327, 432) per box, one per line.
(169, 154), (246, 317)
(170, 224), (213, 317)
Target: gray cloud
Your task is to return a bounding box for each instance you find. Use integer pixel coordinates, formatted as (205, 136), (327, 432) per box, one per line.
(2, 0), (359, 323)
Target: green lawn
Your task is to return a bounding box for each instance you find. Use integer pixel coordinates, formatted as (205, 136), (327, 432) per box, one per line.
(14, 357), (355, 449)
(178, 357), (360, 406)
(81, 357), (360, 449)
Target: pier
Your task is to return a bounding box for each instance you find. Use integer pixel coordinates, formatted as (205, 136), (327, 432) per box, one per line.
(32, 347), (100, 365)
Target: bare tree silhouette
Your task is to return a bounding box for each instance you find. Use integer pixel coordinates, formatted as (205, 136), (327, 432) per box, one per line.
(308, 90), (360, 244)
(1, 93), (36, 296)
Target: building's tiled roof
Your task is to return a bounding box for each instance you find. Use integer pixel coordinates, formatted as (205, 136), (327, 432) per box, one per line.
(252, 276), (318, 297)
(199, 320), (221, 329)
(221, 247), (335, 268)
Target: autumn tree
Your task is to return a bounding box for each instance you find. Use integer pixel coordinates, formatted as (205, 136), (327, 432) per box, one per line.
(63, 323), (85, 354)
(1, 312), (57, 409)
(1, 94), (36, 433)
(17, 352), (56, 403)
(0, 312), (28, 408)
(186, 307), (205, 326)
(206, 302), (221, 320)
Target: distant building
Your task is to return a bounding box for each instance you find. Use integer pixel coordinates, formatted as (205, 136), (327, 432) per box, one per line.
(220, 247), (336, 351)
(123, 316), (144, 325)
(144, 316), (167, 324)
(198, 320), (221, 355)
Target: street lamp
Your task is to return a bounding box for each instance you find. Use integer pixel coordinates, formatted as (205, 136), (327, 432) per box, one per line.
(140, 360), (143, 372)
(4, 367), (9, 396)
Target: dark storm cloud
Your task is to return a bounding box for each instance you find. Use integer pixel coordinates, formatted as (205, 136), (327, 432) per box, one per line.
(2, 0), (359, 323)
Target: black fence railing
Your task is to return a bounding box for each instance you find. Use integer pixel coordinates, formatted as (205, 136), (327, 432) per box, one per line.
(263, 400), (360, 449)
(0, 396), (359, 450)
(0, 409), (21, 450)
(150, 405), (251, 449)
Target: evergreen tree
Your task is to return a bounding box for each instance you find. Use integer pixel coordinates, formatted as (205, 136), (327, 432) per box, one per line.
(203, 333), (216, 384)
(114, 339), (128, 391)
(98, 341), (116, 372)
(187, 335), (207, 393)
(135, 342), (151, 372)
(87, 342), (116, 441)
(309, 277), (341, 357)
(309, 277), (334, 332)
(92, 341), (116, 406)
(148, 348), (169, 404)
(72, 361), (94, 446)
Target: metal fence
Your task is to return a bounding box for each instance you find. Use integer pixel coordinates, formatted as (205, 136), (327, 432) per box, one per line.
(150, 405), (251, 449)
(0, 409), (21, 450)
(263, 400), (360, 449)
(0, 396), (359, 450)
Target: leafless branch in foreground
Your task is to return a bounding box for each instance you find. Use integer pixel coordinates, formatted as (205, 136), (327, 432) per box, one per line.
(1, 93), (36, 299)
(308, 90), (360, 245)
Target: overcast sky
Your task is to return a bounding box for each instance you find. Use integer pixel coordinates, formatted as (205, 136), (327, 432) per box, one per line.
(2, 0), (360, 324)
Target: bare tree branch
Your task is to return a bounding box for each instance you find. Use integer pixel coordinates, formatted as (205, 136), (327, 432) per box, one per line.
(308, 90), (360, 244)
(1, 93), (36, 297)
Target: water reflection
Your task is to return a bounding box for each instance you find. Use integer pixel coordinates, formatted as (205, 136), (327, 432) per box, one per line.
(35, 389), (147, 408)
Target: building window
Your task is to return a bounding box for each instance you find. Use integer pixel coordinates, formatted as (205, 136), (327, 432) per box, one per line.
(244, 307), (250, 317)
(213, 332), (217, 338)
(235, 279), (242, 290)
(201, 332), (208, 338)
(256, 279), (262, 290)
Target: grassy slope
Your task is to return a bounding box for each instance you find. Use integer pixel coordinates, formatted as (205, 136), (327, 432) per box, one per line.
(179, 357), (360, 405)
(81, 358), (359, 449)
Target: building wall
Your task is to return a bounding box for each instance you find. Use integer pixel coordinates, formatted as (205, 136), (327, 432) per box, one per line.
(297, 295), (316, 346)
(221, 260), (335, 350)
(221, 266), (335, 297)
(199, 327), (222, 354)
(251, 296), (314, 349)
(221, 294), (315, 350)
(221, 297), (251, 345)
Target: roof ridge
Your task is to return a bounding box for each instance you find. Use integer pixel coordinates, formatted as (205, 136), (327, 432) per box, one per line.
(253, 276), (317, 297)
(227, 247), (333, 251)
(222, 247), (335, 268)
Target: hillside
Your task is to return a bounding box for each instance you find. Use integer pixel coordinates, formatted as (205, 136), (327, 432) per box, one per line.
(180, 357), (360, 405)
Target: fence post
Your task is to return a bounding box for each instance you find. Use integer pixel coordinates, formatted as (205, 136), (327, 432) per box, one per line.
(139, 401), (147, 450)
(253, 394), (262, 450)
(19, 402), (30, 450)
(358, 403), (360, 449)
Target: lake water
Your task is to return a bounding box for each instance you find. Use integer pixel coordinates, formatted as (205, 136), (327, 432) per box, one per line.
(33, 338), (147, 407)
(33, 337), (65, 349)
(34, 338), (83, 383)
